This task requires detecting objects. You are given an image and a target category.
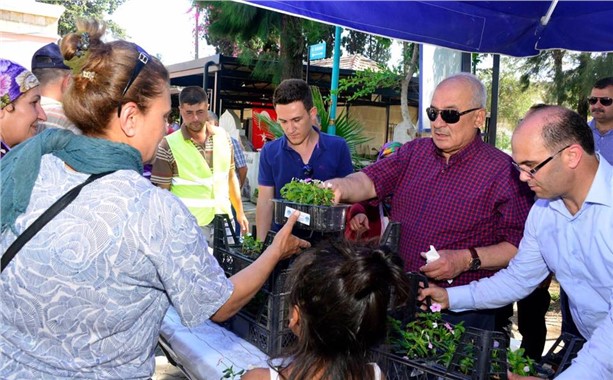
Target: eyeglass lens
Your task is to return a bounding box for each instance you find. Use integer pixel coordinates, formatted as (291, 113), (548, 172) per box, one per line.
(426, 107), (480, 124)
(588, 97), (613, 106)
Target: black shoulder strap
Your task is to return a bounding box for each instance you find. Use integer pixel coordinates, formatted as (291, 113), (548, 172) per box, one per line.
(1, 171), (113, 273)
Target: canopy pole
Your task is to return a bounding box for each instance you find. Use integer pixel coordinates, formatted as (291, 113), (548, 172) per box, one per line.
(328, 26), (342, 136)
(540, 0), (559, 26)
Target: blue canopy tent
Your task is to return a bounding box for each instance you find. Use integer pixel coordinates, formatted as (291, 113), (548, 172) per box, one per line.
(238, 0), (613, 142)
(240, 1), (613, 57)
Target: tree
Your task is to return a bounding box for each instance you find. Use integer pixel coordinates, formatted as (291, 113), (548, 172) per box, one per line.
(519, 50), (613, 118)
(36, 0), (127, 37)
(197, 1), (393, 83)
(342, 31), (391, 64)
(197, 1), (331, 82)
(335, 41), (419, 143)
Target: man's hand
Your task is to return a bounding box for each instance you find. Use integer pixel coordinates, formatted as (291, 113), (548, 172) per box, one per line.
(420, 249), (470, 281)
(349, 213), (370, 235)
(419, 284), (450, 309)
(268, 211), (311, 260)
(236, 212), (249, 234)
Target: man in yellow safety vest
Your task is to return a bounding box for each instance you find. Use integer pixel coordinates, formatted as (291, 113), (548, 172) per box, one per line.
(151, 86), (248, 244)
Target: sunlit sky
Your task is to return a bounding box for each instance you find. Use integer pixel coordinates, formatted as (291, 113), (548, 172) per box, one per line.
(111, 0), (404, 68)
(112, 0), (215, 65)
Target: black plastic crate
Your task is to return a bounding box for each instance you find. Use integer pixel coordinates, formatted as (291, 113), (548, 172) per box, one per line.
(213, 215), (288, 294)
(376, 326), (511, 380)
(212, 215), (295, 356)
(369, 347), (463, 380)
(447, 328), (509, 379)
(536, 333), (585, 379)
(229, 311), (296, 357)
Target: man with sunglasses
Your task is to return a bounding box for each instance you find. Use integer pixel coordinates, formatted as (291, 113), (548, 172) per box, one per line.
(422, 105), (613, 380)
(327, 73), (533, 332)
(587, 77), (613, 164)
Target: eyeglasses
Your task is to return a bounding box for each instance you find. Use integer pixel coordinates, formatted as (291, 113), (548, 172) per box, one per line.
(512, 145), (571, 178)
(587, 96), (613, 106)
(303, 164), (313, 178)
(426, 107), (481, 124)
(117, 45), (150, 117)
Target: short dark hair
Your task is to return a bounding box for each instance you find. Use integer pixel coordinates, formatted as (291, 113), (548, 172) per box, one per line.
(179, 86), (207, 106)
(273, 78), (314, 110)
(278, 240), (412, 380)
(593, 77), (613, 89)
(531, 106), (595, 155)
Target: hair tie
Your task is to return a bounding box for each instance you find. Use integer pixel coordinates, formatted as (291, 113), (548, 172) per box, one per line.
(63, 32), (91, 75)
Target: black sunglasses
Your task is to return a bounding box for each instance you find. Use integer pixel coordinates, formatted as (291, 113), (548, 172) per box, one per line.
(587, 96), (613, 106)
(426, 107), (481, 124)
(512, 145), (571, 178)
(303, 164), (313, 178)
(117, 45), (150, 117)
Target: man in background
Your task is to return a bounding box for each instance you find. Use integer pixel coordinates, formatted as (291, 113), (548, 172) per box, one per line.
(587, 77), (613, 164)
(208, 110), (248, 235)
(151, 86), (248, 244)
(31, 43), (80, 135)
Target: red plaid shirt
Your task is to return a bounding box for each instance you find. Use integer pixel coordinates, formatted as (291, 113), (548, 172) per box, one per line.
(363, 136), (533, 287)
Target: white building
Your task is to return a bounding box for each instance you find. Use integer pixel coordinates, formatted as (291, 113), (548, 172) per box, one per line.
(0, 0), (64, 69)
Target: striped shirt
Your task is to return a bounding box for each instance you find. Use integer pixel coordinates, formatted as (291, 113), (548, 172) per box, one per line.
(151, 125), (235, 187)
(38, 96), (81, 135)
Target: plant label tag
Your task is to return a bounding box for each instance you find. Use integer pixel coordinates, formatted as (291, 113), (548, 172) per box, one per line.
(284, 206), (311, 226)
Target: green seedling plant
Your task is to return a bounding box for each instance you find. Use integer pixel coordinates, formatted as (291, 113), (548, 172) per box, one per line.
(390, 303), (465, 368)
(280, 178), (334, 206)
(507, 347), (536, 376)
(241, 234), (264, 258)
(391, 303), (536, 377)
(220, 364), (245, 379)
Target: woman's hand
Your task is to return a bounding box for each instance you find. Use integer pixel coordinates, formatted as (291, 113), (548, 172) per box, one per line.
(269, 211), (311, 260)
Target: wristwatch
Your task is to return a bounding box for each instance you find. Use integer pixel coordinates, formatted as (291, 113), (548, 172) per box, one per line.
(468, 247), (481, 271)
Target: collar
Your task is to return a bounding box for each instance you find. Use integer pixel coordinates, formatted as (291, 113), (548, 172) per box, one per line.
(549, 153), (612, 215)
(1, 140), (11, 154)
(432, 130), (483, 163)
(582, 153), (613, 207)
(179, 123), (216, 142)
(40, 96), (62, 107)
(282, 126), (323, 151)
(588, 118), (613, 136)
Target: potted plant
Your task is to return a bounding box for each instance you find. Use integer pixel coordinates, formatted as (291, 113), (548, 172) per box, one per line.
(388, 303), (537, 379)
(241, 234), (264, 258)
(273, 178), (350, 232)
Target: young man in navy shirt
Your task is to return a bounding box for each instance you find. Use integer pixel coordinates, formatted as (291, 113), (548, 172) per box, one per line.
(255, 79), (353, 240)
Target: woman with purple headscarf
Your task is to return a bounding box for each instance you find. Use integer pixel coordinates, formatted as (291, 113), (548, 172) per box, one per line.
(0, 59), (46, 158)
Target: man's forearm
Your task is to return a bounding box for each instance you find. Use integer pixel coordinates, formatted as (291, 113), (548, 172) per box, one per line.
(211, 244), (280, 321)
(474, 241), (517, 271)
(229, 172), (244, 216)
(255, 201), (272, 241)
(330, 172), (377, 203)
(237, 167), (247, 189)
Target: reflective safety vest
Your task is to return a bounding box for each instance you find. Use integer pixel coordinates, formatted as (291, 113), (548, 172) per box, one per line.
(166, 127), (231, 226)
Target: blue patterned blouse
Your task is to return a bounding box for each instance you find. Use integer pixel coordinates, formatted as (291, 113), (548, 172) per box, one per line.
(0, 154), (233, 379)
